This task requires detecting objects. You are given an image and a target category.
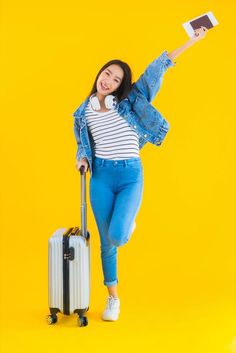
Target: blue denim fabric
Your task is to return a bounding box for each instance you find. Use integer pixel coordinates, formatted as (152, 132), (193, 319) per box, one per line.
(89, 156), (144, 287)
(73, 50), (176, 176)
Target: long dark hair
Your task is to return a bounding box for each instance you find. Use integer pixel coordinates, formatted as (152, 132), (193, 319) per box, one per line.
(86, 59), (133, 103)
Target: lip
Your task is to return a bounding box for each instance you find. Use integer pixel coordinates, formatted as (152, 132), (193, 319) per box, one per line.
(100, 82), (109, 91)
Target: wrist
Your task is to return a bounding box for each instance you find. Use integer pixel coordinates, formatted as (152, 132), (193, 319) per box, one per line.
(188, 37), (197, 46)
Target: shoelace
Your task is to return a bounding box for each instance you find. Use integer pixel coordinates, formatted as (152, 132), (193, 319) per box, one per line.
(107, 296), (119, 310)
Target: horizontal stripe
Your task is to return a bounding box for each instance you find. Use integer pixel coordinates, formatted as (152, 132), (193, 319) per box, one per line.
(91, 128), (136, 140)
(85, 109), (117, 118)
(89, 121), (128, 133)
(85, 101), (140, 160)
(95, 152), (140, 159)
(97, 145), (139, 151)
(98, 138), (139, 146)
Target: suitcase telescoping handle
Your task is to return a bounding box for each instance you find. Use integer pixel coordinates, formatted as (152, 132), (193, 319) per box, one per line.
(79, 165), (87, 238)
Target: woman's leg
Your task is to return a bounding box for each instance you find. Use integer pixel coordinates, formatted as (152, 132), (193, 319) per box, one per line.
(108, 165), (144, 247)
(89, 173), (119, 288)
(89, 157), (143, 298)
(107, 285), (118, 298)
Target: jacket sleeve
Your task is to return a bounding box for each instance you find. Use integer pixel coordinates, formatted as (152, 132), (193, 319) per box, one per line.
(73, 117), (87, 161)
(129, 50), (176, 103)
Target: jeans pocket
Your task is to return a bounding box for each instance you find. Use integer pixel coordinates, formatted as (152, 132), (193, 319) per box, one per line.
(128, 161), (142, 170)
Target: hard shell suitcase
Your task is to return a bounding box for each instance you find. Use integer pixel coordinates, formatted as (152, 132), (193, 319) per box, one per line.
(47, 165), (90, 327)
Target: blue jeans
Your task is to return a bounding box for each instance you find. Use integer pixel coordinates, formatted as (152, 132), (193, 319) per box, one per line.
(89, 156), (144, 287)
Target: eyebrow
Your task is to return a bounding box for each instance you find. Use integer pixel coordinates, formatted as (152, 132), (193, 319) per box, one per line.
(106, 68), (122, 81)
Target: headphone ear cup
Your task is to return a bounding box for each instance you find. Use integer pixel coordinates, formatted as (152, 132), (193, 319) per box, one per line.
(90, 95), (101, 111)
(105, 95), (117, 109)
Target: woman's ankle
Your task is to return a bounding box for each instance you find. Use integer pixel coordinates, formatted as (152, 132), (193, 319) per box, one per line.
(107, 285), (118, 298)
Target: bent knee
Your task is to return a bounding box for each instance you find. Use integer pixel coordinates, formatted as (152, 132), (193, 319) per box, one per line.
(108, 233), (129, 247)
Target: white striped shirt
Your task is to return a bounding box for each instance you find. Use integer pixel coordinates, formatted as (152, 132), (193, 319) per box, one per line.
(85, 101), (140, 160)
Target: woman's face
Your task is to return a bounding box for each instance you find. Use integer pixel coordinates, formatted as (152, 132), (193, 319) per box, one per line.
(96, 64), (124, 96)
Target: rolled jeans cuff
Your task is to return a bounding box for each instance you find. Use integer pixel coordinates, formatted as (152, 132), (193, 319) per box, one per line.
(103, 279), (118, 287)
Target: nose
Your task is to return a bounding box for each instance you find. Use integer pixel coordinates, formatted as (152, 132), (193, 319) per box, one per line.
(105, 80), (111, 87)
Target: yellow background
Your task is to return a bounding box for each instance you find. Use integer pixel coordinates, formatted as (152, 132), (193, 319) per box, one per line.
(0, 1), (235, 352)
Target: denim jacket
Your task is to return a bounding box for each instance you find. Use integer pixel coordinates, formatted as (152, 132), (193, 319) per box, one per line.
(72, 50), (176, 176)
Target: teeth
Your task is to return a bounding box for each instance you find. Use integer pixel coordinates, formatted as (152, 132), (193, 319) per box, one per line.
(101, 83), (108, 90)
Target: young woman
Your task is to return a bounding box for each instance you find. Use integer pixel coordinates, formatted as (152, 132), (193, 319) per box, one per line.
(73, 27), (208, 321)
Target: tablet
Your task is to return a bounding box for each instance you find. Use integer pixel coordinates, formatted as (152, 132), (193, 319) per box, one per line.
(182, 11), (219, 37)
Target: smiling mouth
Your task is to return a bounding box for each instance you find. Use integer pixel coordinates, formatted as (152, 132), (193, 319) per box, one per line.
(100, 82), (109, 91)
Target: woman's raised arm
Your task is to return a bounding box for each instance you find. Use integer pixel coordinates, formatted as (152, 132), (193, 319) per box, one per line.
(127, 26), (208, 104)
(167, 26), (208, 62)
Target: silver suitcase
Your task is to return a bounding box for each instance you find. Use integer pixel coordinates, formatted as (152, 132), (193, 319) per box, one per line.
(47, 165), (90, 327)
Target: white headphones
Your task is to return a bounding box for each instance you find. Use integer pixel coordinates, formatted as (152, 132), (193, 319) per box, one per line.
(89, 93), (117, 111)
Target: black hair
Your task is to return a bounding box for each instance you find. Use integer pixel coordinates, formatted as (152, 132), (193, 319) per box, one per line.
(86, 59), (133, 103)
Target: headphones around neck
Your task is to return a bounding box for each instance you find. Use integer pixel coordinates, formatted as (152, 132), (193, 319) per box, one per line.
(89, 93), (117, 111)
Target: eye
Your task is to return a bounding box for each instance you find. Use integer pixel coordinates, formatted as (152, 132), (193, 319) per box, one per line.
(105, 71), (119, 83)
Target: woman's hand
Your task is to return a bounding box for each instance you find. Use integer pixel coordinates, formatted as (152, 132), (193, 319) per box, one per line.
(167, 26), (209, 62)
(75, 157), (89, 173)
(191, 26), (208, 42)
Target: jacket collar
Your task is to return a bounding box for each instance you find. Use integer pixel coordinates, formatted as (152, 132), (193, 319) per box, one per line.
(73, 97), (90, 119)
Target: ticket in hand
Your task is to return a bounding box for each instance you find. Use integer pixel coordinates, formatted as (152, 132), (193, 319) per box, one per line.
(182, 11), (219, 37)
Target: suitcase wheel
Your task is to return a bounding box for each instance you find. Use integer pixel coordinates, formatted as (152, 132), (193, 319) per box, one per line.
(77, 316), (88, 327)
(47, 314), (58, 325)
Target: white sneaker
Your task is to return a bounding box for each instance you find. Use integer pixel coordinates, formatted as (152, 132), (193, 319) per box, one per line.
(102, 295), (120, 321)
